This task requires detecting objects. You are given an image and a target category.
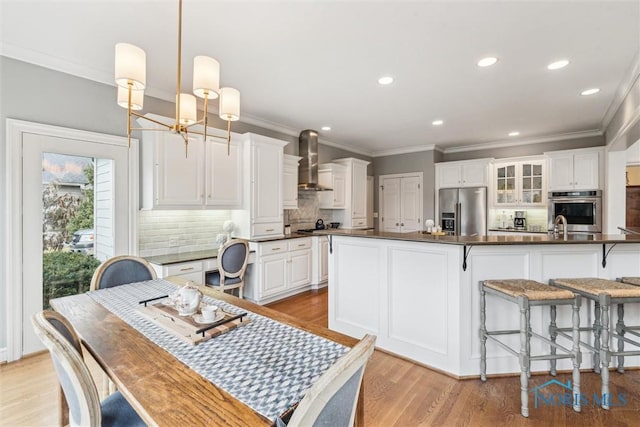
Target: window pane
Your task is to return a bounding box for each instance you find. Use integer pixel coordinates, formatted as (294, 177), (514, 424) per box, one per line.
(533, 176), (542, 190)
(523, 164), (531, 176)
(523, 177), (531, 190)
(533, 164), (542, 175)
(507, 165), (515, 177)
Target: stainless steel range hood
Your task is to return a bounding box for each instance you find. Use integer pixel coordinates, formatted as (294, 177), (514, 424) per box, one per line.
(298, 129), (331, 191)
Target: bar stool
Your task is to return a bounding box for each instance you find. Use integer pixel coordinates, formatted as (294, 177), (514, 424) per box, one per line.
(549, 278), (640, 409)
(480, 279), (582, 417)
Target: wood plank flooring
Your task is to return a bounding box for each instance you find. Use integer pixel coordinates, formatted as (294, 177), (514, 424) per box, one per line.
(2, 288), (639, 426)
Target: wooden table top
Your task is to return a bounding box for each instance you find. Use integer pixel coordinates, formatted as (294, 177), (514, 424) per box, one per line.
(50, 278), (358, 427)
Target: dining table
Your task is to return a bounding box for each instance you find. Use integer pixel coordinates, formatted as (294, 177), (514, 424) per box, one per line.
(50, 276), (361, 426)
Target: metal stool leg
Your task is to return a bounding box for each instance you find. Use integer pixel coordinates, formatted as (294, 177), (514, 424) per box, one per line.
(599, 294), (611, 410)
(593, 300), (601, 373)
(518, 295), (530, 418)
(571, 296), (582, 412)
(480, 282), (487, 382)
(616, 304), (625, 374)
(549, 305), (558, 376)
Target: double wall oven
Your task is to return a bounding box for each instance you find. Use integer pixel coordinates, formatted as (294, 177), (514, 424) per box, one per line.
(548, 190), (602, 234)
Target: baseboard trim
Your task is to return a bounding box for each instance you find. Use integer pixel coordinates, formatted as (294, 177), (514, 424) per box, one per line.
(0, 347), (7, 363)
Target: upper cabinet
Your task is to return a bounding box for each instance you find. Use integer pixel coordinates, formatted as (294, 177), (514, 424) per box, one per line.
(435, 159), (491, 189)
(317, 163), (346, 209)
(332, 158), (370, 229)
(283, 155), (302, 210)
(231, 133), (288, 240)
(546, 148), (602, 191)
(492, 157), (546, 207)
(140, 118), (242, 210)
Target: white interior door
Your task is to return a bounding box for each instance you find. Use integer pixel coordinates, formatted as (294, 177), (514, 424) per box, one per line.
(400, 176), (421, 232)
(381, 177), (401, 232)
(9, 121), (135, 359)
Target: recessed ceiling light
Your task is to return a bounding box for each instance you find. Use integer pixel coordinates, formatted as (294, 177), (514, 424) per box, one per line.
(581, 88), (600, 96)
(432, 120), (444, 126)
(508, 131), (520, 137)
(321, 126), (331, 131)
(378, 76), (394, 85)
(477, 57), (498, 67)
(547, 59), (570, 70)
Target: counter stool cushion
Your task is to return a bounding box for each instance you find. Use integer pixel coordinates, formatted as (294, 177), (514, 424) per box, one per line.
(619, 277), (640, 286)
(483, 279), (574, 300)
(553, 278), (640, 298)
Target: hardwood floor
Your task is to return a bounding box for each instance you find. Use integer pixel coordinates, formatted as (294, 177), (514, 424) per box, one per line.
(2, 289), (638, 426)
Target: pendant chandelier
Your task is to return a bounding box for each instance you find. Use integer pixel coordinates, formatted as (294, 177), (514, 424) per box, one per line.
(114, 0), (240, 155)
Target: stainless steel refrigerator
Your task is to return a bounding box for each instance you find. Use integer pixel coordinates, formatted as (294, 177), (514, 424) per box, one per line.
(438, 187), (487, 236)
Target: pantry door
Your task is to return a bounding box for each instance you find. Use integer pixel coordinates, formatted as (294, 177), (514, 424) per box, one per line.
(6, 120), (138, 360)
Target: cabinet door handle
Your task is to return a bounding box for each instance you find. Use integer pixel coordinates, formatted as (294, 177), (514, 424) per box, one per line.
(272, 247), (282, 251)
(266, 228), (275, 232)
(401, 223), (404, 226)
(180, 267), (194, 272)
(298, 243), (306, 247)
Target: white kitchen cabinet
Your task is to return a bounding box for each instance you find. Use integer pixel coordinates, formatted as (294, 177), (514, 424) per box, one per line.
(436, 159), (491, 189)
(492, 157), (546, 207)
(231, 133), (289, 239)
(546, 148), (602, 191)
(311, 236), (329, 286)
(150, 260), (205, 284)
(318, 163), (346, 209)
(283, 155), (302, 209)
(332, 158), (370, 229)
(205, 138), (243, 208)
(139, 115), (243, 210)
(245, 238), (313, 304)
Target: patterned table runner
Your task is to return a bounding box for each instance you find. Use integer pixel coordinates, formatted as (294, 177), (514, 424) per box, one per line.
(87, 279), (348, 421)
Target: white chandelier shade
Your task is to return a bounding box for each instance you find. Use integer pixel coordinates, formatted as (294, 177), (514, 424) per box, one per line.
(193, 56), (220, 99)
(219, 87), (240, 121)
(115, 43), (146, 90)
(117, 86), (144, 110)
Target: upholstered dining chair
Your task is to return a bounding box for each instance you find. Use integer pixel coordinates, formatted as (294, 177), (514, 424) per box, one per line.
(282, 334), (376, 427)
(31, 310), (146, 427)
(205, 239), (250, 298)
(90, 255), (157, 291)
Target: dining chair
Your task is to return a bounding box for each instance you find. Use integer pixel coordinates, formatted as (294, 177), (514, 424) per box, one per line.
(205, 239), (250, 298)
(31, 310), (146, 427)
(90, 255), (157, 291)
(282, 334), (376, 427)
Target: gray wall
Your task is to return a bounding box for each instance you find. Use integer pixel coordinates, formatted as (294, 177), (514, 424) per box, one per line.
(441, 134), (605, 162)
(0, 56), (361, 351)
(373, 150), (439, 228)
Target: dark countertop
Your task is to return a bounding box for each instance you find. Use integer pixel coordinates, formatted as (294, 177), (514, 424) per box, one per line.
(488, 228), (547, 234)
(144, 234), (311, 265)
(249, 232), (312, 242)
(145, 249), (221, 265)
(314, 229), (640, 246)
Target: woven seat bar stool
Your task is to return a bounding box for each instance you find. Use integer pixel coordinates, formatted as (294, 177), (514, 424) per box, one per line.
(550, 278), (640, 410)
(480, 279), (582, 417)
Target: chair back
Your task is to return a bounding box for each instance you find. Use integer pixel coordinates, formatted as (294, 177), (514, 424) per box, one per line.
(90, 255), (157, 291)
(32, 311), (101, 427)
(217, 239), (249, 282)
(287, 334), (376, 427)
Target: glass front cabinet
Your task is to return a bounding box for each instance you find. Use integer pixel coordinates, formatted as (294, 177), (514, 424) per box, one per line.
(493, 158), (546, 207)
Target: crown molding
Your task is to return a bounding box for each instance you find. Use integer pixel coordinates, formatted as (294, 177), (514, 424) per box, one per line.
(602, 51), (640, 131)
(317, 138), (374, 157)
(441, 129), (603, 154)
(372, 144), (437, 157)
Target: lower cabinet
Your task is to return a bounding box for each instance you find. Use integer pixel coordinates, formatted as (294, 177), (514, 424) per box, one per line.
(312, 236), (329, 286)
(245, 237), (312, 304)
(150, 260), (206, 284)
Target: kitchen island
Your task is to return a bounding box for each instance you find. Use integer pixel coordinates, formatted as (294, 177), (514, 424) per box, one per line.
(324, 230), (640, 377)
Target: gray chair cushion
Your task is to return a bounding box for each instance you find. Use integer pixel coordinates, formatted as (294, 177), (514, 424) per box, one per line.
(101, 391), (146, 427)
(48, 317), (82, 354)
(206, 272), (242, 286)
(220, 243), (247, 274)
(313, 366), (363, 426)
(98, 260), (154, 289)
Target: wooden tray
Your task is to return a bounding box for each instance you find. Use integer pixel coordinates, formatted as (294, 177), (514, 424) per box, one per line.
(137, 303), (251, 345)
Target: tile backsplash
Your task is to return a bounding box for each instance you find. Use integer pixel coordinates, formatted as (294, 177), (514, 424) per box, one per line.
(138, 210), (232, 257)
(284, 191), (336, 231)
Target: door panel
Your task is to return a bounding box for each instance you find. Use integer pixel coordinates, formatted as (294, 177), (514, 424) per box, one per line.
(382, 177), (401, 232)
(400, 176), (421, 232)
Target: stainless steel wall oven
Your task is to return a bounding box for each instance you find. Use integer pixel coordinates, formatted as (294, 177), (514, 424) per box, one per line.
(548, 190), (602, 233)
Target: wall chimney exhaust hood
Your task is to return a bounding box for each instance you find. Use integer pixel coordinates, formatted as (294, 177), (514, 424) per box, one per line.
(298, 129), (331, 191)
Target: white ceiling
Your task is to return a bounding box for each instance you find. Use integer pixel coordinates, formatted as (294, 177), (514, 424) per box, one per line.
(1, 0), (639, 156)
